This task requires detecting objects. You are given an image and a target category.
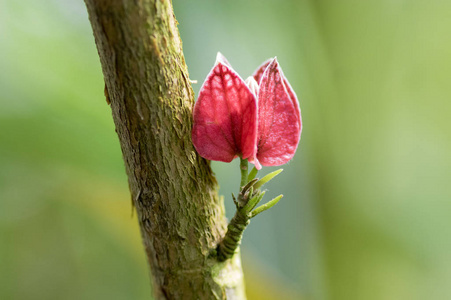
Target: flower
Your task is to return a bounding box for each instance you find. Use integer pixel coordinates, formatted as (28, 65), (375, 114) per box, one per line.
(192, 53), (302, 169)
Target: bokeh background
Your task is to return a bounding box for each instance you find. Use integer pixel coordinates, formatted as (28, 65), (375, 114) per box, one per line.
(1, 0), (451, 299)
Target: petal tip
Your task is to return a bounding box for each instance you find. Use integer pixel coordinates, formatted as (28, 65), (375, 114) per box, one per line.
(245, 76), (259, 96)
(215, 52), (231, 67)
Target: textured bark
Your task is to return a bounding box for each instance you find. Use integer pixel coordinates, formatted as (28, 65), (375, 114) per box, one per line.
(83, 0), (246, 299)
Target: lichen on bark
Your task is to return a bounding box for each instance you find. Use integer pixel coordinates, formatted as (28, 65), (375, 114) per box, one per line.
(83, 0), (246, 298)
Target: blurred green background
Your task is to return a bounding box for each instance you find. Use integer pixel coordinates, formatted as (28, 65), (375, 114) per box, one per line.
(1, 0), (451, 299)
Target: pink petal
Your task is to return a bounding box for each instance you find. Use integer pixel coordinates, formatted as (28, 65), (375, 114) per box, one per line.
(216, 52), (232, 67)
(245, 76), (259, 98)
(249, 156), (262, 170)
(252, 59), (271, 84)
(256, 58), (302, 167)
(278, 65), (302, 129)
(192, 55), (258, 162)
(254, 59), (301, 128)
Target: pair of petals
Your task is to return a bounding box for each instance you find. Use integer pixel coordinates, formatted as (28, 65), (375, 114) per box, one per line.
(192, 53), (302, 169)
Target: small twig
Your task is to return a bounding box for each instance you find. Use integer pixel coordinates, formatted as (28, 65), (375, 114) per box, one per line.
(217, 158), (252, 261)
(217, 210), (250, 261)
(217, 158), (284, 261)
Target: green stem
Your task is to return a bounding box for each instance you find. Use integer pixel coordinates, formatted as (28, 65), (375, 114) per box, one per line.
(217, 210), (250, 261)
(217, 158), (251, 261)
(240, 158), (248, 188)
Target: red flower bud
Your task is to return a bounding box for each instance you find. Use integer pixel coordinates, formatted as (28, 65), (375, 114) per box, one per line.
(192, 53), (302, 169)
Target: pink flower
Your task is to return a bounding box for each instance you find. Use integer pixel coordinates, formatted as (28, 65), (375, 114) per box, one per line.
(192, 53), (302, 169)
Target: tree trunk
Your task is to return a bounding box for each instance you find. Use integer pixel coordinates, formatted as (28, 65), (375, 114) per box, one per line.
(83, 0), (246, 299)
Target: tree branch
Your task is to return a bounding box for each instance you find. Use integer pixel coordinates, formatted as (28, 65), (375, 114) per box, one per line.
(83, 0), (246, 298)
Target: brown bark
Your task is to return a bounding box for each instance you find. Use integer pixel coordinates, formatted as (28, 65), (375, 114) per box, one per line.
(83, 0), (246, 299)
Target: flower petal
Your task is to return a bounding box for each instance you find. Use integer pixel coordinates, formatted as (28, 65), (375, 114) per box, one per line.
(192, 55), (258, 162)
(278, 65), (302, 129)
(249, 156), (262, 170)
(245, 76), (259, 97)
(256, 58), (302, 166)
(254, 59), (301, 128)
(252, 59), (271, 84)
(216, 52), (232, 67)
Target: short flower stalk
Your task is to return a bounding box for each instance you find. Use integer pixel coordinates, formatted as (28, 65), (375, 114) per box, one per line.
(217, 158), (284, 261)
